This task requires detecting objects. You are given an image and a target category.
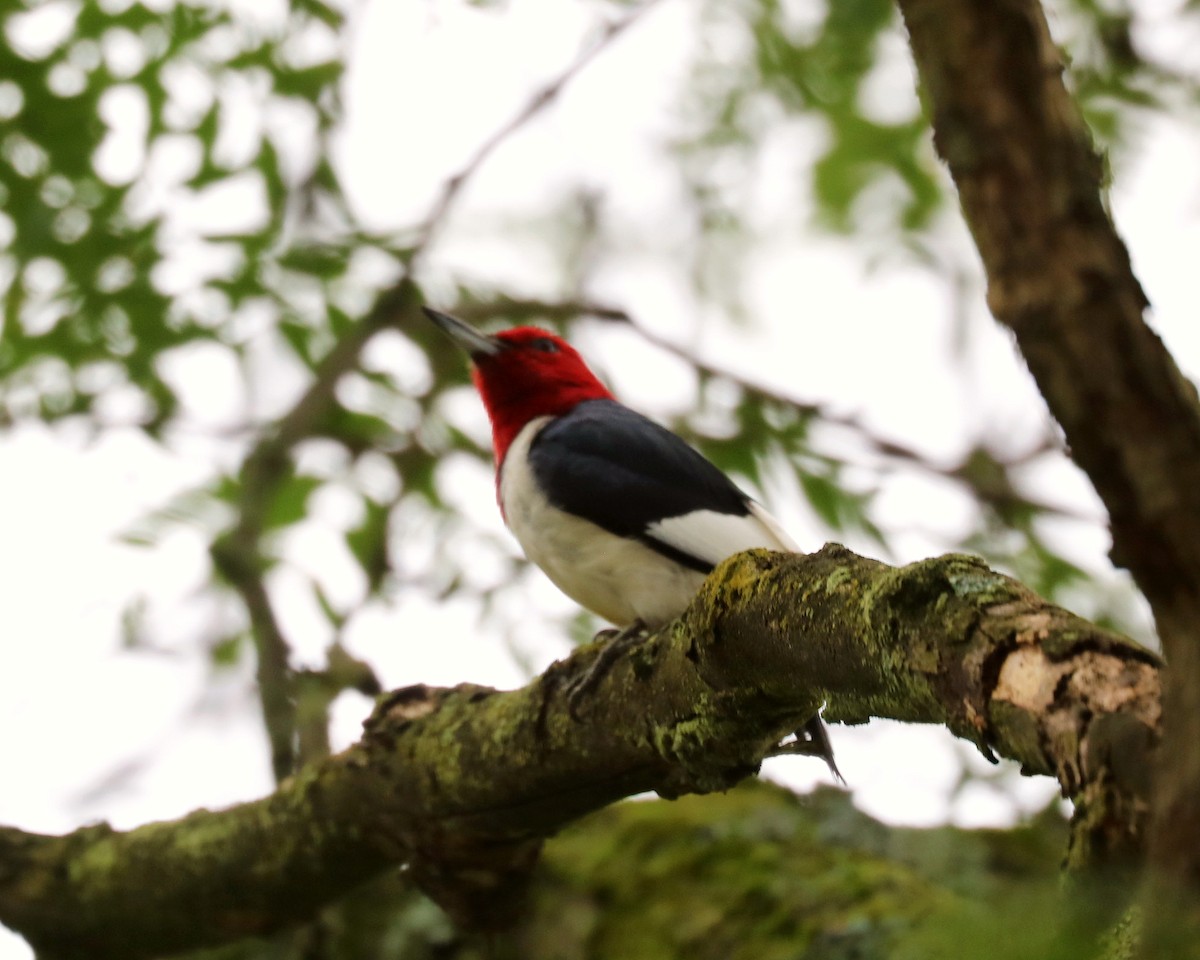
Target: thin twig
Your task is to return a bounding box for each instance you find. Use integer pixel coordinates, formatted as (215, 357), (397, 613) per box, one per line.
(457, 297), (924, 453)
(410, 0), (664, 267)
(458, 297), (1089, 523)
(215, 282), (420, 782)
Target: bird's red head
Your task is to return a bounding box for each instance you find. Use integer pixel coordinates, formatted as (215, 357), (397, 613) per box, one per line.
(424, 310), (613, 467)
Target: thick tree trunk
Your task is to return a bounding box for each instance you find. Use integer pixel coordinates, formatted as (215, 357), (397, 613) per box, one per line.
(895, 1), (1200, 952)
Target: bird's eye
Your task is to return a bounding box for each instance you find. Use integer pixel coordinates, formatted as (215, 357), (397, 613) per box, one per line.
(529, 338), (560, 353)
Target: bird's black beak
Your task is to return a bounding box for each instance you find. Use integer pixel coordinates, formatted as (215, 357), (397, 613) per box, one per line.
(423, 308), (503, 358)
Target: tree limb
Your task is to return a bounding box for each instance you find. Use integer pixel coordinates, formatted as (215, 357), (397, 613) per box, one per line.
(211, 282), (420, 781)
(0, 546), (1159, 959)
(462, 296), (1084, 523)
(409, 0), (664, 267)
(895, 0), (1200, 948)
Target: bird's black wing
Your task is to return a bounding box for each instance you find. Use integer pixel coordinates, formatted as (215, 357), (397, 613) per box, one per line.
(526, 399), (756, 572)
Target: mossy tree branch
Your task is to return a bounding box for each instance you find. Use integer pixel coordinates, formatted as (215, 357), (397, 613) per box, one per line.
(0, 546), (1159, 960)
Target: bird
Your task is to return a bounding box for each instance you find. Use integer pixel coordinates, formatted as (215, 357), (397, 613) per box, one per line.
(424, 307), (839, 779)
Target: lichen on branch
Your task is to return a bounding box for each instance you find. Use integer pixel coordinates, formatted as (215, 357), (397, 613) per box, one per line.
(0, 545), (1159, 959)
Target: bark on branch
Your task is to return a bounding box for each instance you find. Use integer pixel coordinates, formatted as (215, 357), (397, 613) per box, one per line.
(895, 1), (1200, 947)
(0, 546), (1158, 959)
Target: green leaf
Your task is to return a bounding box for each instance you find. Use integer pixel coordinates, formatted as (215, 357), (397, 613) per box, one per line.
(274, 61), (343, 101)
(210, 633), (246, 668)
(294, 0), (347, 29)
(279, 319), (315, 366)
(312, 579), (347, 628)
(277, 245), (349, 279)
(799, 472), (846, 531)
(264, 473), (324, 531)
(346, 497), (391, 592)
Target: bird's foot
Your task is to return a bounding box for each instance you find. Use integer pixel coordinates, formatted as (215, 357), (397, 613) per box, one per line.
(566, 619), (648, 719)
(769, 714), (844, 784)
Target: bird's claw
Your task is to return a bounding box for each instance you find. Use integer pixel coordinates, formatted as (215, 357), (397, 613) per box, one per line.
(565, 620), (647, 718)
(769, 714), (844, 784)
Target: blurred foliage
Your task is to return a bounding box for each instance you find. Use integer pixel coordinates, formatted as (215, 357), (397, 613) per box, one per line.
(1, 0), (352, 428)
(0, 0), (1176, 786)
(1, 0), (1186, 954)
(173, 781), (1090, 960)
(1, 0), (1177, 687)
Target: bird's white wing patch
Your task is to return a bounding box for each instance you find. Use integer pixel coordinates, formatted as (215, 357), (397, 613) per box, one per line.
(647, 502), (797, 566)
(748, 500), (800, 551)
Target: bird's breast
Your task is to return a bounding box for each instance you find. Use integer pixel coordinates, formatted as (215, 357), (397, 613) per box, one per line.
(498, 418), (707, 627)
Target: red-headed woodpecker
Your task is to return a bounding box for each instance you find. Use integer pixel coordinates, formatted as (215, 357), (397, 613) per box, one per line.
(425, 308), (839, 778)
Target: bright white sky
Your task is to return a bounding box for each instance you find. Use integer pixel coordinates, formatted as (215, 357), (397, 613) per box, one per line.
(2, 1), (1199, 956)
